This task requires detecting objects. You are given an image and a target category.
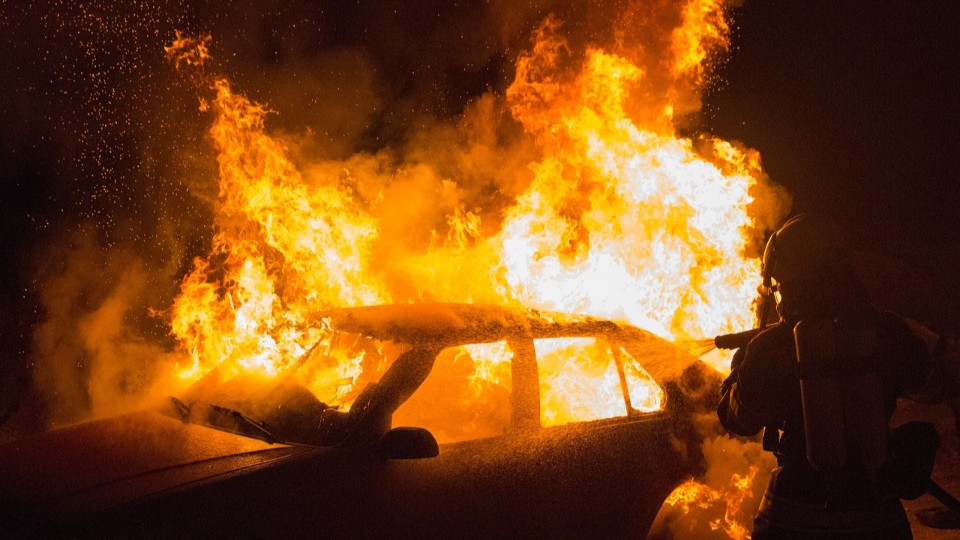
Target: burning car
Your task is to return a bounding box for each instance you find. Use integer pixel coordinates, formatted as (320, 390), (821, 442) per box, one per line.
(0, 303), (719, 538)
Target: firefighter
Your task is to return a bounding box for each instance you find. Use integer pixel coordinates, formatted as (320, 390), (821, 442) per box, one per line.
(717, 215), (936, 539)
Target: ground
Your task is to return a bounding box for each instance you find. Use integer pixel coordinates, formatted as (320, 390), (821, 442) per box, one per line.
(898, 401), (960, 539)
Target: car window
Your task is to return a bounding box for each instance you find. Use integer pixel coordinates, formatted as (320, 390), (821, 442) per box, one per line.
(392, 342), (514, 444)
(391, 335), (666, 441)
(612, 342), (664, 412)
(535, 337), (663, 427)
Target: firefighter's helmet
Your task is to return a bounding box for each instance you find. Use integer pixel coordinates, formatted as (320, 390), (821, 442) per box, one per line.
(761, 214), (847, 292)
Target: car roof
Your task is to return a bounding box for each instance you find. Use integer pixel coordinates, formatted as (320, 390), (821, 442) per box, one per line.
(320, 303), (623, 346)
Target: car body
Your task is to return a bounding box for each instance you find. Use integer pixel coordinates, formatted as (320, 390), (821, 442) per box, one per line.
(0, 303), (719, 538)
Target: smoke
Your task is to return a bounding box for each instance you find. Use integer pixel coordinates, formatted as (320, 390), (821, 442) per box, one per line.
(29, 228), (186, 426)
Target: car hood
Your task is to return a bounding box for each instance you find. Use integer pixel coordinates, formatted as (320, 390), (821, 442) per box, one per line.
(0, 409), (312, 525)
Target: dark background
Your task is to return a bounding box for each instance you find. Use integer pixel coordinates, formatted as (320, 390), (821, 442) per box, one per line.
(1, 0), (959, 428)
(702, 1), (960, 331)
(706, 1), (959, 239)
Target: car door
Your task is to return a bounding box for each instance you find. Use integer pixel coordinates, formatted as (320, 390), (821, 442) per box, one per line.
(367, 333), (694, 538)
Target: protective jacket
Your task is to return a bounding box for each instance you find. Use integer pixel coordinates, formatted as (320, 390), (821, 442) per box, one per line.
(718, 308), (932, 539)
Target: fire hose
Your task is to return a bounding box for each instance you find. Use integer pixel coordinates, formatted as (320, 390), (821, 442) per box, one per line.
(713, 326), (768, 350)
(925, 478), (960, 515)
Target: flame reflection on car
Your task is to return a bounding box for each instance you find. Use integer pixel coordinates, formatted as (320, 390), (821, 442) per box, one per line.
(0, 303), (720, 538)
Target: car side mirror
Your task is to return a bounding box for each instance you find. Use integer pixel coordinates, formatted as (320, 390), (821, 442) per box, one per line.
(381, 426), (439, 459)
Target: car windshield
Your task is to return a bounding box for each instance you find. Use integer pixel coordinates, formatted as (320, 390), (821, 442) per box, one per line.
(168, 330), (400, 445)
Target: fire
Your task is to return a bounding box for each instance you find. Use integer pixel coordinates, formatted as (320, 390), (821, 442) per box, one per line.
(461, 342), (513, 391)
(164, 31), (211, 72)
(671, 0), (732, 82)
(500, 14), (761, 342)
(536, 338), (662, 426)
(166, 37), (386, 401)
(665, 466), (759, 540)
(164, 0), (785, 430)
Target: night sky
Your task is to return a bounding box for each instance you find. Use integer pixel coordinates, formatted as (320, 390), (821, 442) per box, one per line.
(705, 1), (960, 239)
(1, 0), (959, 426)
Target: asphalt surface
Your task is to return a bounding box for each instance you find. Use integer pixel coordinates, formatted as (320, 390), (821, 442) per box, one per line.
(896, 401), (960, 539)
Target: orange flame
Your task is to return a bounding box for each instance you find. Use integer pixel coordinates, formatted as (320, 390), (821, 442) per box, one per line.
(168, 70), (386, 402)
(666, 466), (759, 540)
(164, 0), (786, 432)
(500, 13), (762, 341)
(671, 0), (731, 82)
(536, 338), (662, 426)
(164, 31), (211, 71)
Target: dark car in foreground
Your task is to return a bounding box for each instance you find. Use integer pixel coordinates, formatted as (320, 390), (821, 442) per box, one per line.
(0, 303), (720, 538)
